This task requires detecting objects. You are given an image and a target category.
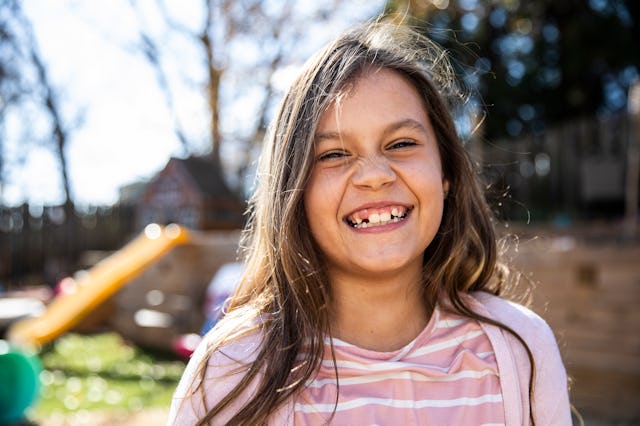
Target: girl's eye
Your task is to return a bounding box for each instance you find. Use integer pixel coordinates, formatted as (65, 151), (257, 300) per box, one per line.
(388, 139), (417, 150)
(317, 151), (348, 161)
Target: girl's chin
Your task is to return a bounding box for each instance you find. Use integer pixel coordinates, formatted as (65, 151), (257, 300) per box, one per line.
(333, 256), (423, 278)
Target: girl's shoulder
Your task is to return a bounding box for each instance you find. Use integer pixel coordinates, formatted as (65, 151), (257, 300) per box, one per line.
(168, 325), (265, 425)
(202, 325), (264, 368)
(467, 291), (554, 339)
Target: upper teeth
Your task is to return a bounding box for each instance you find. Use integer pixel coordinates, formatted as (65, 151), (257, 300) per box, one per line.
(347, 206), (408, 228)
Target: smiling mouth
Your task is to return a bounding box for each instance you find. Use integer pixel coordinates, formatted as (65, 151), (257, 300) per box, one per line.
(345, 205), (410, 229)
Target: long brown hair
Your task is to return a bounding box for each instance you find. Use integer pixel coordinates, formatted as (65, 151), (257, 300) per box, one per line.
(189, 21), (535, 425)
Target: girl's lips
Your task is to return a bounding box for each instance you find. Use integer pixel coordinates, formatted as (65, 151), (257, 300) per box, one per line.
(344, 204), (412, 229)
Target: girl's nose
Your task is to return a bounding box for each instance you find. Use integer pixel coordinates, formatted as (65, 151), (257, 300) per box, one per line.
(351, 156), (397, 190)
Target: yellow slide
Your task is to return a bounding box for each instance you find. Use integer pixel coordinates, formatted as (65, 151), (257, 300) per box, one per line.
(7, 223), (190, 350)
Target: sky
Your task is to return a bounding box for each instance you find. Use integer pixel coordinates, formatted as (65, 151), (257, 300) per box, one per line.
(2, 0), (383, 207)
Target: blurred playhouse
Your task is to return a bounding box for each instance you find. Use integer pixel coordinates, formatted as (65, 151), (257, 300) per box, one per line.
(108, 155), (245, 351)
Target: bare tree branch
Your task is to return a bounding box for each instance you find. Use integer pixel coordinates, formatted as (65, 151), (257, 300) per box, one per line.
(201, 0), (222, 165)
(15, 3), (74, 206)
(125, 0), (381, 189)
(128, 0), (191, 154)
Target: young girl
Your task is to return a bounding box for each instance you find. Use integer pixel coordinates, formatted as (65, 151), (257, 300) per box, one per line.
(168, 22), (571, 425)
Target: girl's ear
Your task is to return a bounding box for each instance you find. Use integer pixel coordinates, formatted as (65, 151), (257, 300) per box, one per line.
(443, 179), (450, 199)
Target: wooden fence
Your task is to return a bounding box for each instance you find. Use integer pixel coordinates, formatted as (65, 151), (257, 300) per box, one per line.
(507, 223), (640, 423)
(477, 112), (632, 222)
(0, 203), (135, 288)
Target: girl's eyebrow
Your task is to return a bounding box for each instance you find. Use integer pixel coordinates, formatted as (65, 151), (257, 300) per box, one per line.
(314, 118), (428, 144)
(384, 118), (428, 137)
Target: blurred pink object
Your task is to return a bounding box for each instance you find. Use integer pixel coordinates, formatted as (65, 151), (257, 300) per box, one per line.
(54, 276), (78, 296)
(173, 333), (202, 359)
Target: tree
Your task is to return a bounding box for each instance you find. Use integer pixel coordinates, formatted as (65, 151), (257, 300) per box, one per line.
(127, 0), (382, 192)
(0, 0), (75, 206)
(385, 0), (640, 140)
(0, 0), (26, 200)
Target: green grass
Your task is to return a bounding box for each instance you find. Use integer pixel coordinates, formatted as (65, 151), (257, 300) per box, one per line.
(27, 332), (186, 419)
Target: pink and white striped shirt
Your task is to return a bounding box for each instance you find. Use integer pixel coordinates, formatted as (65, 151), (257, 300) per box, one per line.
(292, 306), (504, 425)
(168, 292), (572, 425)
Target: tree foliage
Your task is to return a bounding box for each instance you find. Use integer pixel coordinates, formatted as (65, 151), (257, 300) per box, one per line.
(385, 0), (640, 140)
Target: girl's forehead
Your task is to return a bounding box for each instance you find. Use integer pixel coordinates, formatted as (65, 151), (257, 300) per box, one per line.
(330, 68), (425, 107)
(318, 69), (428, 124)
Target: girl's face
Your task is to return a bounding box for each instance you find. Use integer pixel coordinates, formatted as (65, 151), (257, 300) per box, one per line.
(303, 68), (448, 282)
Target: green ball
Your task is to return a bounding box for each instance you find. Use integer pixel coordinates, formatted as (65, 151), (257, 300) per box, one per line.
(0, 340), (42, 423)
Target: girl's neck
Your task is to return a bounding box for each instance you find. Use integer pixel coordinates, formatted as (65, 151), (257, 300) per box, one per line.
(328, 268), (431, 352)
